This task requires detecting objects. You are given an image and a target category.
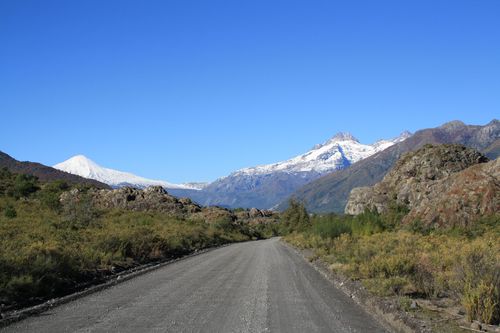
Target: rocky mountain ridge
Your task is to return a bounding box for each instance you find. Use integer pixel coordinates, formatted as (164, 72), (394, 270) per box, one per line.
(179, 131), (412, 209)
(345, 144), (499, 228)
(280, 119), (499, 213)
(230, 131), (411, 176)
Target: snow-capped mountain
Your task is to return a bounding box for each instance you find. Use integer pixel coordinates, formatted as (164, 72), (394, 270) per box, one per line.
(186, 131), (412, 209)
(54, 131), (411, 209)
(228, 131), (412, 177)
(53, 155), (204, 190)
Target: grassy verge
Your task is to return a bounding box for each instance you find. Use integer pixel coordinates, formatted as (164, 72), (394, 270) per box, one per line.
(0, 169), (273, 310)
(283, 204), (500, 327)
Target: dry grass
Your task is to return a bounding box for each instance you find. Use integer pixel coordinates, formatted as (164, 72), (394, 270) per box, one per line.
(284, 214), (500, 324)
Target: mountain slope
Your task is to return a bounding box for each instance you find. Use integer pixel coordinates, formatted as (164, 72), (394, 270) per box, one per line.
(0, 151), (109, 188)
(54, 155), (202, 190)
(345, 144), (498, 228)
(179, 131), (411, 209)
(228, 131), (411, 176)
(281, 119), (500, 213)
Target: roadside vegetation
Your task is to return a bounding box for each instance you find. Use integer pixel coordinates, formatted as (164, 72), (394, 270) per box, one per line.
(0, 168), (275, 310)
(283, 200), (500, 326)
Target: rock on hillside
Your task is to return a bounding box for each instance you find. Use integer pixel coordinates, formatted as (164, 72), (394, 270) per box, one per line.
(233, 207), (276, 225)
(345, 144), (499, 228)
(60, 186), (278, 224)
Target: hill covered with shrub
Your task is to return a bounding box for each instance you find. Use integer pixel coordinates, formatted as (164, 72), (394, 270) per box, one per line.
(0, 168), (280, 311)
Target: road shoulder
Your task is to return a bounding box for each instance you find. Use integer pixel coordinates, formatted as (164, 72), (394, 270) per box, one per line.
(0, 242), (234, 328)
(281, 239), (430, 333)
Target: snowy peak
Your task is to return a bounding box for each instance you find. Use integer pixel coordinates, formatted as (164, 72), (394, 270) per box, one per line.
(399, 130), (413, 139)
(54, 155), (200, 190)
(311, 132), (358, 151)
(54, 155), (102, 179)
(328, 132), (359, 143)
(229, 130), (412, 177)
(372, 131), (413, 150)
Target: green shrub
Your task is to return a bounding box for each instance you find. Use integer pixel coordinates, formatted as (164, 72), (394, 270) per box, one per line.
(399, 296), (415, 312)
(60, 194), (99, 229)
(213, 218), (235, 232)
(312, 215), (352, 239)
(362, 277), (410, 296)
(381, 203), (409, 230)
(456, 242), (500, 324)
(463, 281), (499, 324)
(38, 181), (69, 212)
(410, 255), (436, 297)
(12, 174), (39, 198)
(0, 167), (14, 196)
(4, 204), (17, 218)
(309, 211), (386, 240)
(282, 199), (310, 232)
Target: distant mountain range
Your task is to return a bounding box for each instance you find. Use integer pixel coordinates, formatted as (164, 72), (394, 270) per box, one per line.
(170, 131), (412, 209)
(222, 131), (412, 176)
(278, 119), (500, 213)
(3, 119), (498, 214)
(51, 131), (411, 209)
(0, 151), (109, 188)
(53, 155), (207, 190)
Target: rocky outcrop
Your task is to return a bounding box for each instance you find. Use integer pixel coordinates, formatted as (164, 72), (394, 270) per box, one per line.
(233, 208), (278, 224)
(60, 185), (280, 224)
(61, 186), (199, 217)
(345, 144), (499, 228)
(60, 186), (230, 223)
(190, 206), (235, 224)
(403, 159), (499, 227)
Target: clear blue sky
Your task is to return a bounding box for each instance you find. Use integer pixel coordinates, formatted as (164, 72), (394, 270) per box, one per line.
(1, 1), (498, 183)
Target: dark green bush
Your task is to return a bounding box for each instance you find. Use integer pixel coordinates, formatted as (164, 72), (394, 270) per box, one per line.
(37, 181), (69, 212)
(4, 204), (17, 218)
(12, 174), (39, 198)
(312, 215), (352, 239)
(282, 199), (310, 232)
(60, 194), (100, 229)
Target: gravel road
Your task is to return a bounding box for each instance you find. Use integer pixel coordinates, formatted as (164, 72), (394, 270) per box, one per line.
(2, 238), (387, 333)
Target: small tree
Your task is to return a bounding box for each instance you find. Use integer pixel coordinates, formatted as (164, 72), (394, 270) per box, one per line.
(282, 198), (310, 232)
(38, 180), (69, 212)
(12, 174), (39, 198)
(0, 167), (13, 196)
(60, 193), (99, 229)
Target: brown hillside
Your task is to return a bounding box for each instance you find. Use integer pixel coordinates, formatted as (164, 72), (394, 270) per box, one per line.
(345, 144), (499, 228)
(0, 151), (110, 189)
